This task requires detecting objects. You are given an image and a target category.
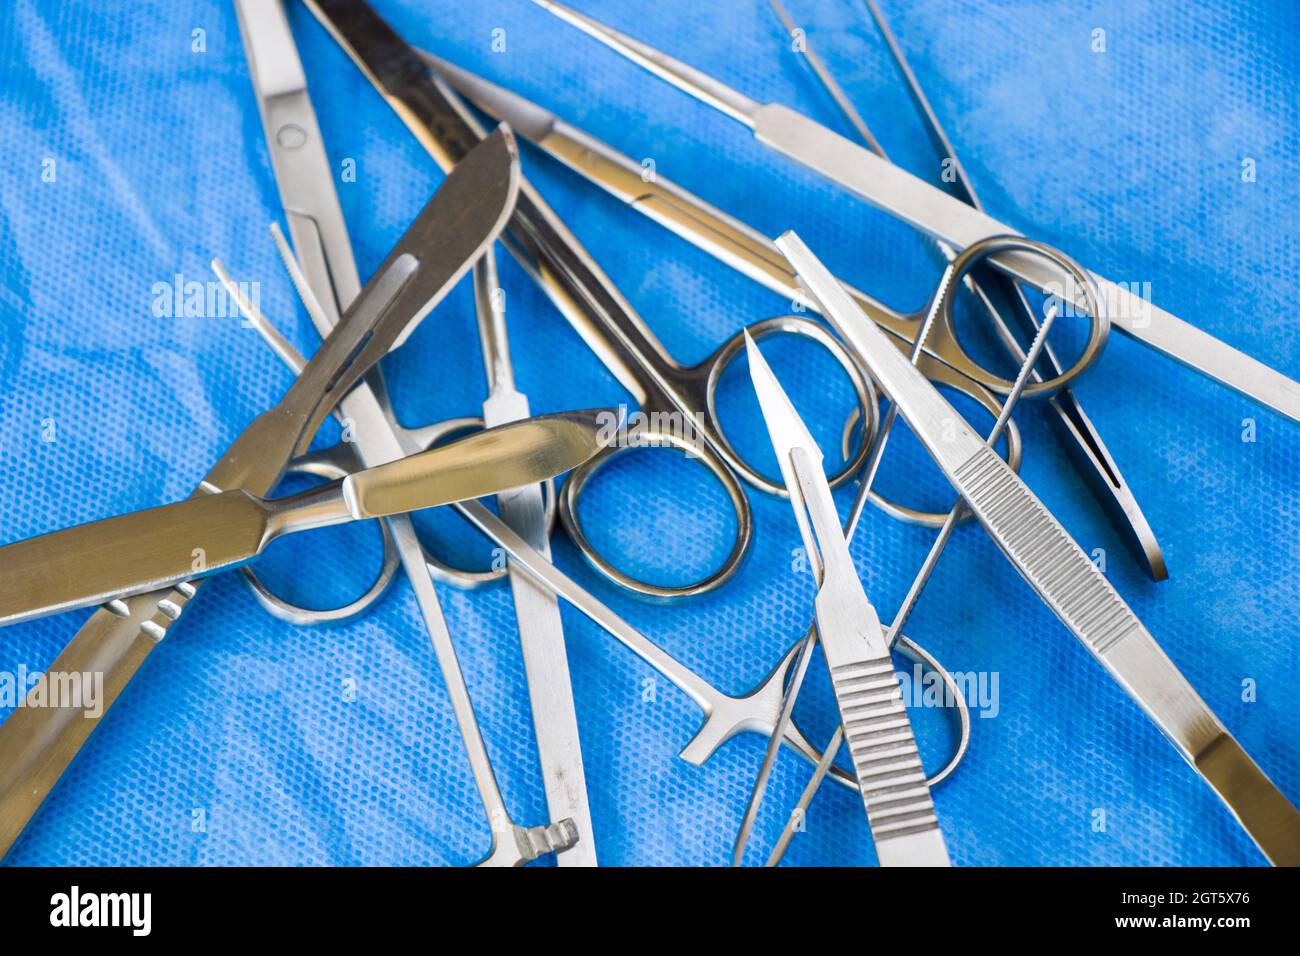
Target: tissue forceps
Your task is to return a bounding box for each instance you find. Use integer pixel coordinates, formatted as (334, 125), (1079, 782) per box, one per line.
(753, 233), (1074, 866)
(418, 51), (1042, 530)
(765, 0), (1165, 582)
(233, 0), (575, 867)
(782, 229), (1300, 867)
(535, 1), (1300, 424)
(305, 0), (879, 600)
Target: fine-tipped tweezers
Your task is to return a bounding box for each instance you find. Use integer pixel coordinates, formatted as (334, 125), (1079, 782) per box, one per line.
(533, 1), (1300, 427)
(777, 229), (1300, 867)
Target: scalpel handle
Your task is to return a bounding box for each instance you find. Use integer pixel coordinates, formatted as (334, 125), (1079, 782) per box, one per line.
(953, 444), (1300, 866)
(0, 580), (205, 858)
(823, 636), (948, 866)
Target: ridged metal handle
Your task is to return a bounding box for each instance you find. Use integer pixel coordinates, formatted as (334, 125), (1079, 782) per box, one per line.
(954, 445), (1139, 655)
(0, 580), (204, 857)
(828, 656), (939, 844)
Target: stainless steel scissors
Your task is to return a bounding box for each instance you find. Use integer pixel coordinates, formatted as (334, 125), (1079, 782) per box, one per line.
(304, 0), (881, 600)
(418, 52), (1068, 533)
(233, 0), (595, 867)
(764, 0), (1165, 582)
(782, 228), (1300, 867)
(533, 1), (1300, 426)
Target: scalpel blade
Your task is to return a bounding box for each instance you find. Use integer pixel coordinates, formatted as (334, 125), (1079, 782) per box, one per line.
(778, 229), (1300, 866)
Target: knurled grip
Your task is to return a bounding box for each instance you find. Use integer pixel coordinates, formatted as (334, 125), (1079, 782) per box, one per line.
(954, 445), (1139, 655)
(829, 657), (940, 843)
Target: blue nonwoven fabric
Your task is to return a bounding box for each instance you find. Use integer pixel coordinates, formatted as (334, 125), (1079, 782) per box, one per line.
(0, 0), (1297, 866)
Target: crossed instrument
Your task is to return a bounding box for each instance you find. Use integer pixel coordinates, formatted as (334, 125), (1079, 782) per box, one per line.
(0, 0), (1296, 867)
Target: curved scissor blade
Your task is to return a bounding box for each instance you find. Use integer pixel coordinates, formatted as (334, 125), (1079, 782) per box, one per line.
(418, 51), (559, 144)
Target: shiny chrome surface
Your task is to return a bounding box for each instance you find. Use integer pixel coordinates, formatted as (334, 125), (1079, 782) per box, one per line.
(419, 49), (1037, 529)
(0, 128), (520, 860)
(763, 234), (1067, 866)
(306, 0), (878, 598)
(780, 230), (1300, 866)
(0, 412), (608, 627)
(765, 0), (1165, 581)
(536, 1), (1300, 425)
(747, 335), (950, 866)
(237, 4), (591, 867)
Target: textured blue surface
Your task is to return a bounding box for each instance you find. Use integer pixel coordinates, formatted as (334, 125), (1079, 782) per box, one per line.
(0, 0), (1297, 866)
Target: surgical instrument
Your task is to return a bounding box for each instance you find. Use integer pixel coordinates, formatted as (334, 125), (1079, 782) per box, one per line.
(235, 0), (595, 865)
(779, 228), (1300, 867)
(0, 409), (610, 627)
(758, 233), (1071, 866)
(239, 288), (964, 796)
(305, 0), (879, 599)
(731, 232), (1077, 863)
(0, 127), (518, 861)
(473, 252), (599, 864)
(766, 0), (1166, 581)
(536, 1), (1300, 423)
(747, 333), (950, 866)
(418, 51), (1052, 529)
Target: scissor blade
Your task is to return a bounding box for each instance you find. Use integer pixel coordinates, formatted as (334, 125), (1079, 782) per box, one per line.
(235, 0), (362, 332)
(544, 8), (1300, 425)
(0, 492), (272, 627)
(780, 230), (1300, 866)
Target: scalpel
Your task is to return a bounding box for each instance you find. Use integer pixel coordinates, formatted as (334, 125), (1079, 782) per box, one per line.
(747, 333), (950, 866)
(778, 229), (1300, 867)
(0, 127), (518, 860)
(0, 411), (609, 628)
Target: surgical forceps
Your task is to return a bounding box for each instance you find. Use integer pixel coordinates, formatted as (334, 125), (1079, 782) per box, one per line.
(745, 233), (1076, 866)
(782, 229), (1300, 867)
(534, 1), (1300, 425)
(764, 0), (1165, 581)
(233, 0), (575, 866)
(305, 0), (880, 600)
